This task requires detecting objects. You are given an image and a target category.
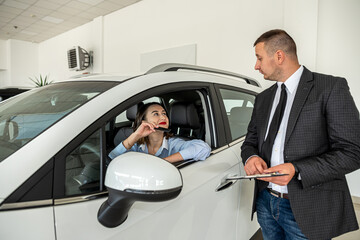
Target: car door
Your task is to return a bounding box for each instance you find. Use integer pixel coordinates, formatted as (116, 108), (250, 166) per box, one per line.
(52, 82), (258, 240)
(214, 84), (260, 238)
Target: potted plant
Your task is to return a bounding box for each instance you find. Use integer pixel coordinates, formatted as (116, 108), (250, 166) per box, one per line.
(29, 74), (53, 87)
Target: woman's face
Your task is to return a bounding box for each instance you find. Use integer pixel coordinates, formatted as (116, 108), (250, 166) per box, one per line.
(144, 104), (169, 129)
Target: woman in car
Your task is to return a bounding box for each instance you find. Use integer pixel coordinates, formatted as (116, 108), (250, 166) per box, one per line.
(109, 102), (211, 163)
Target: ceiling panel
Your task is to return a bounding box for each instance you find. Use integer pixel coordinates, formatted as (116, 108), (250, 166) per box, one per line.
(0, 0), (141, 43)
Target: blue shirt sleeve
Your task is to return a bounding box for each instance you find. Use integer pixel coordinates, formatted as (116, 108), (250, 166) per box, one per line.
(109, 142), (138, 159)
(109, 138), (211, 161)
(169, 138), (211, 161)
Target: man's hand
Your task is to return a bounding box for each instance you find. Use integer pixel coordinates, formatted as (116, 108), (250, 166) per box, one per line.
(260, 163), (296, 185)
(244, 156), (268, 175)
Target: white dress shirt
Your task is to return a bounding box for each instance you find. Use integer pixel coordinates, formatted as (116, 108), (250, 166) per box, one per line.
(266, 65), (304, 193)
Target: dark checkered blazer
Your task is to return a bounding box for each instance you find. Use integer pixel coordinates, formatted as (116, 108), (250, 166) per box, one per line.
(241, 67), (360, 239)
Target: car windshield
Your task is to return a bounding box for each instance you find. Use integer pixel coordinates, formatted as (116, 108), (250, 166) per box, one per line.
(0, 81), (118, 162)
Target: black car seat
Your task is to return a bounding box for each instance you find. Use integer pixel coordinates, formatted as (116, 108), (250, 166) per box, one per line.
(170, 102), (202, 140)
(113, 102), (144, 146)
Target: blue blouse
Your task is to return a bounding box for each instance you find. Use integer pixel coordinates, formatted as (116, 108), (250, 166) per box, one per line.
(109, 137), (211, 160)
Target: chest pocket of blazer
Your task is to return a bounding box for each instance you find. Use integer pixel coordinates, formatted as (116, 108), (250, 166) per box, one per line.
(300, 101), (323, 113)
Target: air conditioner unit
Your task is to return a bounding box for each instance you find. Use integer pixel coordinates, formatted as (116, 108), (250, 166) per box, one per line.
(67, 46), (92, 71)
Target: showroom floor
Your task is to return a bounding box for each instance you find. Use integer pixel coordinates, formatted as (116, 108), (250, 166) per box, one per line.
(334, 201), (360, 240)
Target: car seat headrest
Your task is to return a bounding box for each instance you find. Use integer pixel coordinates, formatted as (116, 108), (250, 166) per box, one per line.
(170, 102), (200, 129)
(230, 107), (252, 123)
(126, 102), (144, 121)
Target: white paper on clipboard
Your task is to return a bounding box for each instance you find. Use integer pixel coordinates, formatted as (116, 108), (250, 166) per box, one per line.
(226, 172), (288, 180)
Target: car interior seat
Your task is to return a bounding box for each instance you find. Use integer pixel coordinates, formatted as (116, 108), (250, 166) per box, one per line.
(170, 102), (202, 140)
(113, 102), (144, 146)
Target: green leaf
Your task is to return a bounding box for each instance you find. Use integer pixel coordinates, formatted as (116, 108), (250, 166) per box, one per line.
(29, 74), (53, 87)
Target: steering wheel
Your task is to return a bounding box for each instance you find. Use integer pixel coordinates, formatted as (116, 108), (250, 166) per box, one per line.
(71, 143), (101, 193)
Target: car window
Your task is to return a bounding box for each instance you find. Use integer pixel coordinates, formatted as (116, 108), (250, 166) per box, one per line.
(0, 82), (117, 163)
(115, 111), (127, 123)
(65, 130), (101, 196)
(143, 96), (161, 104)
(62, 96), (162, 198)
(62, 98), (161, 197)
(107, 89), (211, 160)
(109, 97), (162, 150)
(219, 88), (255, 140)
(58, 87), (212, 200)
(114, 97), (161, 125)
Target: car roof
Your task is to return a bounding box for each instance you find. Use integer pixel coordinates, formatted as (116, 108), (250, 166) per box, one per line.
(57, 63), (261, 88)
(146, 63), (261, 87)
(58, 74), (133, 82)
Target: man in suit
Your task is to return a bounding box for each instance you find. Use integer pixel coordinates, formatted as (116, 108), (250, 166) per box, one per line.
(241, 29), (360, 239)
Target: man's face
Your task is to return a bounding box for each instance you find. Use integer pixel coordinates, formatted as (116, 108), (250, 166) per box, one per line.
(254, 42), (280, 81)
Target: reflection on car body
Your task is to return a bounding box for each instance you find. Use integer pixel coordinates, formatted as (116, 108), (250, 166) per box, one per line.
(0, 64), (262, 240)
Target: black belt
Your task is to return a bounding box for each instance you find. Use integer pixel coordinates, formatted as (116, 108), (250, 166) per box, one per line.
(267, 188), (289, 199)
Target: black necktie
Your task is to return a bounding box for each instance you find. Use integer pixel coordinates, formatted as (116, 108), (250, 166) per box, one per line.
(261, 83), (287, 164)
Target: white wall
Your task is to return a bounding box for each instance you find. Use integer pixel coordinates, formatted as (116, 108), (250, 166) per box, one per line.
(37, 0), (321, 84)
(6, 0), (360, 196)
(0, 39), (38, 87)
(316, 0), (360, 197)
(0, 39), (6, 70)
(103, 0), (286, 78)
(0, 39), (7, 86)
(317, 0), (360, 106)
(38, 16), (104, 81)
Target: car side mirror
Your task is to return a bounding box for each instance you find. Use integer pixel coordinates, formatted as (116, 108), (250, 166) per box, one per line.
(97, 152), (183, 228)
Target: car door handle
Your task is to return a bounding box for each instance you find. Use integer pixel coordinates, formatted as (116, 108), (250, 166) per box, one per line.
(215, 174), (237, 192)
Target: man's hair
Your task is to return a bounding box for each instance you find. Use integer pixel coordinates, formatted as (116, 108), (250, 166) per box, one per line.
(254, 29), (297, 58)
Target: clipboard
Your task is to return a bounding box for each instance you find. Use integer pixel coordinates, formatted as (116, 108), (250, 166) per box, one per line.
(226, 172), (288, 180)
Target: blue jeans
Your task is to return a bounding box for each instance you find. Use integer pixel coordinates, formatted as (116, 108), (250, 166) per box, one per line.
(256, 189), (308, 240)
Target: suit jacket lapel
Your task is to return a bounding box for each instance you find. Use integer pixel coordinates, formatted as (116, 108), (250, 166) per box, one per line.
(259, 83), (277, 151)
(285, 67), (314, 145)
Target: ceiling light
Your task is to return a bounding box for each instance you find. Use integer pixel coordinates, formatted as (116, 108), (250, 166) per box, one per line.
(42, 16), (64, 24)
(77, 0), (104, 6)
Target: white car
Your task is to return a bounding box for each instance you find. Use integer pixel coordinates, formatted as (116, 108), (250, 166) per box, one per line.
(0, 64), (262, 240)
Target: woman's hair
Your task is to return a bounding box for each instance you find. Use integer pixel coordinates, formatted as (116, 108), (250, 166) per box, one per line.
(133, 102), (173, 145)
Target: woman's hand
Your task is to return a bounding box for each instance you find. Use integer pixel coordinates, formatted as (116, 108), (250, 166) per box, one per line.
(123, 121), (158, 150)
(134, 121), (157, 138)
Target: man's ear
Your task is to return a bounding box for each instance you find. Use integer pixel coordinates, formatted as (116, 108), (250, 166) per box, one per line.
(275, 50), (285, 64)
